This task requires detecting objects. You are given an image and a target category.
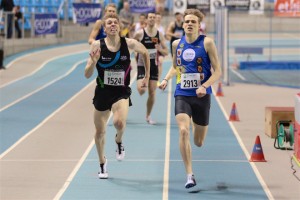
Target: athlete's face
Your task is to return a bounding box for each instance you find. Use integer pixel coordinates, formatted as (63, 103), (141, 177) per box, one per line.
(105, 7), (116, 14)
(183, 15), (199, 35)
(147, 13), (156, 27)
(104, 18), (120, 35)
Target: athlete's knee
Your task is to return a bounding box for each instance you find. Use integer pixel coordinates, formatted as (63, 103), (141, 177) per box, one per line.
(95, 130), (105, 139)
(179, 127), (189, 139)
(194, 139), (204, 147)
(137, 87), (146, 95)
(113, 119), (125, 130)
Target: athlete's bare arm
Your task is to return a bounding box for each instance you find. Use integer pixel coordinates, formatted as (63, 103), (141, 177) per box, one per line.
(85, 40), (101, 78)
(126, 38), (150, 81)
(156, 31), (169, 56)
(166, 21), (175, 39)
(88, 20), (102, 45)
(172, 39), (180, 68)
(133, 29), (143, 42)
(202, 37), (221, 88)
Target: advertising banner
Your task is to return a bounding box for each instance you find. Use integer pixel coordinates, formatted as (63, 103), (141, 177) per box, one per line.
(34, 13), (58, 35)
(187, 0), (210, 13)
(173, 0), (187, 14)
(129, 0), (156, 13)
(210, 0), (225, 14)
(274, 0), (300, 17)
(73, 3), (101, 24)
(249, 0), (264, 14)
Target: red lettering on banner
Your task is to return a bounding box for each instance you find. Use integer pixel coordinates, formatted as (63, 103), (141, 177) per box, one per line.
(274, 0), (300, 17)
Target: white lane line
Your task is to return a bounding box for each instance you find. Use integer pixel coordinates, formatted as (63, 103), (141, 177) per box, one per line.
(53, 73), (138, 200)
(162, 78), (172, 200)
(230, 68), (246, 81)
(0, 66), (94, 160)
(0, 60), (86, 112)
(0, 50), (88, 89)
(213, 89), (274, 200)
(1, 159), (248, 162)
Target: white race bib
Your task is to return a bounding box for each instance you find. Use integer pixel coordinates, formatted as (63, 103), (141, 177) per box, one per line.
(180, 73), (201, 89)
(104, 71), (125, 86)
(148, 49), (157, 59)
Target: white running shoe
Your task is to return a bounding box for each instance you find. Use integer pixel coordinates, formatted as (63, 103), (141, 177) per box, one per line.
(98, 158), (108, 179)
(146, 116), (156, 125)
(185, 174), (196, 189)
(116, 142), (125, 161)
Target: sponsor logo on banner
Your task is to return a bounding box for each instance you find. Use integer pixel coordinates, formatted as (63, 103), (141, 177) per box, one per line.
(249, 0), (264, 15)
(274, 0), (300, 17)
(210, 0), (225, 14)
(34, 13), (58, 35)
(187, 0), (210, 12)
(73, 3), (101, 23)
(173, 0), (187, 14)
(129, 0), (155, 13)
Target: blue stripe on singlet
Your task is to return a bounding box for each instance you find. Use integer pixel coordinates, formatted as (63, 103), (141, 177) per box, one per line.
(98, 51), (120, 68)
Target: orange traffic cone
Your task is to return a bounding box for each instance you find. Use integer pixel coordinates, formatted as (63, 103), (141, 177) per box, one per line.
(249, 135), (266, 162)
(229, 102), (240, 121)
(216, 82), (224, 97)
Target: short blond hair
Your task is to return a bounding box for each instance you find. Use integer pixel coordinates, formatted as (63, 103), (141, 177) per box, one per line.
(104, 3), (117, 13)
(183, 9), (204, 24)
(102, 13), (120, 26)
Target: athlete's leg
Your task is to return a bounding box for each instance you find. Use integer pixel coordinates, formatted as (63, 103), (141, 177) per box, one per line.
(111, 98), (129, 143)
(176, 113), (193, 174)
(137, 78), (147, 95)
(193, 123), (208, 147)
(157, 56), (164, 86)
(146, 79), (157, 122)
(94, 109), (111, 164)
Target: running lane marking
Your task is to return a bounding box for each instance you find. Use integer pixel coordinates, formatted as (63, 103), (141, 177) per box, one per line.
(0, 60), (86, 112)
(0, 61), (92, 159)
(53, 73), (138, 200)
(162, 78), (172, 200)
(230, 68), (246, 81)
(213, 89), (274, 200)
(0, 50), (88, 88)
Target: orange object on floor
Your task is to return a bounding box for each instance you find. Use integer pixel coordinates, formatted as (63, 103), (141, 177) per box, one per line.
(216, 82), (224, 97)
(229, 102), (240, 121)
(249, 135), (267, 162)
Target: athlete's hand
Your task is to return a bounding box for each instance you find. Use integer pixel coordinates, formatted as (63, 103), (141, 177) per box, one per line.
(196, 86), (206, 98)
(159, 79), (168, 90)
(89, 40), (101, 62)
(141, 76), (149, 88)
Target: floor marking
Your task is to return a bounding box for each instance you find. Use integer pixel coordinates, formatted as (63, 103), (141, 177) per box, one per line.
(0, 80), (95, 160)
(0, 60), (86, 112)
(53, 73), (138, 200)
(0, 50), (88, 88)
(0, 159), (248, 163)
(230, 68), (246, 81)
(213, 89), (274, 200)
(162, 78), (172, 200)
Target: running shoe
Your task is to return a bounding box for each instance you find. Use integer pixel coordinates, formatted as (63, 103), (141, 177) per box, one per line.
(116, 142), (125, 161)
(146, 116), (156, 125)
(185, 174), (196, 189)
(98, 158), (108, 179)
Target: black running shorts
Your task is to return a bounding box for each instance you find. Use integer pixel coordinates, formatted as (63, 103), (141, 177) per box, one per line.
(137, 65), (158, 81)
(93, 85), (132, 111)
(175, 95), (211, 126)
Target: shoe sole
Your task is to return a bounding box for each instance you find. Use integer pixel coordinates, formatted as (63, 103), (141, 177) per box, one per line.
(185, 183), (196, 189)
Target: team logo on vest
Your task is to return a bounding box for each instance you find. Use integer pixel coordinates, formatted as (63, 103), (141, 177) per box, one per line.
(177, 49), (182, 56)
(182, 48), (195, 62)
(179, 43), (184, 48)
(151, 37), (158, 44)
(197, 65), (202, 73)
(200, 73), (205, 81)
(177, 58), (181, 65)
(101, 56), (112, 61)
(120, 55), (127, 61)
(197, 57), (203, 64)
